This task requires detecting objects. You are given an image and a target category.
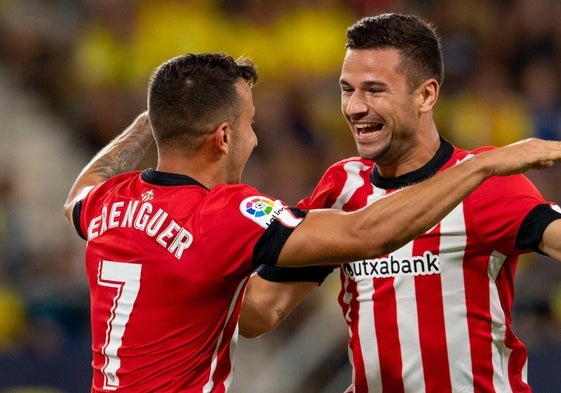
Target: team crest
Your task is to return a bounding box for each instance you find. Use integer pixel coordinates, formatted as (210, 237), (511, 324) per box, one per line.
(141, 190), (154, 201)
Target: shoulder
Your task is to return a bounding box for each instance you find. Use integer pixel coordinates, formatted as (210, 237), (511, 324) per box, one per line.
(85, 171), (142, 202)
(326, 156), (374, 171)
(463, 145), (544, 203)
(318, 156), (374, 183)
(441, 145), (495, 170)
(209, 183), (265, 204)
(205, 184), (295, 229)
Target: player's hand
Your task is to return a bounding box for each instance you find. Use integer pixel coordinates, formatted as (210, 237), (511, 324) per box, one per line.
(476, 138), (561, 176)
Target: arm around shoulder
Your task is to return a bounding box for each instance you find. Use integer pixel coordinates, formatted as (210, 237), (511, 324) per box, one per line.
(277, 138), (561, 267)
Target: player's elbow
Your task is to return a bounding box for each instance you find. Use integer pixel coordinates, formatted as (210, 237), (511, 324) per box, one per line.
(239, 313), (279, 338)
(62, 201), (74, 226)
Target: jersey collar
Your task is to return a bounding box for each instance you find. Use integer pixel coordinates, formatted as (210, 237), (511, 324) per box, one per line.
(141, 168), (209, 190)
(371, 137), (454, 189)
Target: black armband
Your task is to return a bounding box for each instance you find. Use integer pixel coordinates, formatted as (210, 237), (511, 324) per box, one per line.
(256, 264), (334, 285)
(515, 204), (561, 254)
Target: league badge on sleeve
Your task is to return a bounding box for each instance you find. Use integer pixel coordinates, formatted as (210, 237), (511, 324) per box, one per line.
(240, 196), (303, 229)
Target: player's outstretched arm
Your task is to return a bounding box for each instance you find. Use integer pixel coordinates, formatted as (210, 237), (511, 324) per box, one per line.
(63, 111), (154, 228)
(277, 138), (561, 267)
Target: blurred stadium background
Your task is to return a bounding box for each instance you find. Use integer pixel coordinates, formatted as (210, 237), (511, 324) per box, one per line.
(0, 0), (560, 391)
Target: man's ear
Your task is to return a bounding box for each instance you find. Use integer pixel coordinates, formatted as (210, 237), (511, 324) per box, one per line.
(418, 78), (439, 113)
(213, 121), (231, 155)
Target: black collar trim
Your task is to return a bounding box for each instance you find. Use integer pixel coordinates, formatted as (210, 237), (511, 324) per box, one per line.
(371, 138), (454, 189)
(141, 169), (209, 190)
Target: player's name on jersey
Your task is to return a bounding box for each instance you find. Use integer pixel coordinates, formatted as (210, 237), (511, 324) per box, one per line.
(343, 251), (441, 278)
(87, 200), (193, 260)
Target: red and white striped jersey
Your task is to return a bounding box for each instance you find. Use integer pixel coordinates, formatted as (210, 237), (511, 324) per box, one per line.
(73, 169), (305, 393)
(299, 140), (559, 393)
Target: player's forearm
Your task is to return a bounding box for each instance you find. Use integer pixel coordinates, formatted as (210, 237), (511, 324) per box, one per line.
(356, 155), (490, 256)
(63, 112), (153, 223)
(279, 156), (491, 267)
(380, 139), (561, 257)
(279, 138), (561, 267)
(239, 275), (317, 338)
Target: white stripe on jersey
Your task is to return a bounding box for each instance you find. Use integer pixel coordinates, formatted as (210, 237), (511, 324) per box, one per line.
(439, 204), (473, 393)
(357, 278), (381, 392)
(488, 251), (513, 393)
(393, 242), (424, 393)
(202, 276), (248, 393)
(333, 162), (370, 209)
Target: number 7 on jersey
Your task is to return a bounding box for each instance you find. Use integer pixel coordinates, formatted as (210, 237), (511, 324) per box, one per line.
(97, 260), (142, 390)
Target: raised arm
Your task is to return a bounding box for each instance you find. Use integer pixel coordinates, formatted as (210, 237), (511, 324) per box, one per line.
(277, 138), (561, 267)
(63, 111), (154, 228)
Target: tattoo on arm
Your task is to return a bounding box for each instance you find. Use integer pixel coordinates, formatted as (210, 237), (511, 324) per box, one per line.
(64, 113), (153, 222)
(91, 140), (151, 181)
(88, 116), (154, 182)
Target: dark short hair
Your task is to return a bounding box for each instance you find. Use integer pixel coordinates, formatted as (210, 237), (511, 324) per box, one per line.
(148, 53), (258, 150)
(346, 13), (444, 91)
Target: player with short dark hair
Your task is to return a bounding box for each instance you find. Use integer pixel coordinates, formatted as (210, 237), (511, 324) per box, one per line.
(242, 13), (561, 393)
(64, 51), (561, 392)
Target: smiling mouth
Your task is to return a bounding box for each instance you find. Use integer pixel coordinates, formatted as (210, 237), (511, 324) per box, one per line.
(355, 123), (384, 137)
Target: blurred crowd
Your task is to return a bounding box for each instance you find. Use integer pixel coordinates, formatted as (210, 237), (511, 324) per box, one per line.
(0, 0), (560, 391)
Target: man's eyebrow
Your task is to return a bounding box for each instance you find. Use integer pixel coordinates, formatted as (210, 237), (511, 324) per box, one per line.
(339, 79), (387, 89)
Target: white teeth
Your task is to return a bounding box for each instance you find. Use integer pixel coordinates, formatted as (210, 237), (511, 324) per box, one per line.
(355, 123), (382, 134)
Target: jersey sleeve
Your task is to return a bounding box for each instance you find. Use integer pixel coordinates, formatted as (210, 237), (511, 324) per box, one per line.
(515, 203), (561, 253)
(255, 263), (334, 284)
(72, 200), (86, 240)
(201, 185), (308, 271)
(259, 160), (363, 284)
(465, 172), (552, 255)
(253, 210), (335, 285)
(73, 172), (140, 241)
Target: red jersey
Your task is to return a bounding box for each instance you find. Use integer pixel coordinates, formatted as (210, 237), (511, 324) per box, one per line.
(73, 169), (305, 392)
(299, 140), (561, 393)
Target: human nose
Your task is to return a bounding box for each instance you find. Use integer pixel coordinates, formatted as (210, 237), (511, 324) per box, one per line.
(343, 91), (368, 118)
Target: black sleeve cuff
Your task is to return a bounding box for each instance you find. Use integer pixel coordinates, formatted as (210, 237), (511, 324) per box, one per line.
(73, 200), (86, 240)
(515, 204), (561, 254)
(252, 207), (308, 267)
(256, 263), (334, 285)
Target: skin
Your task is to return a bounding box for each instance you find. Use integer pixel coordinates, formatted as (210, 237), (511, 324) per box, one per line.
(340, 48), (440, 176)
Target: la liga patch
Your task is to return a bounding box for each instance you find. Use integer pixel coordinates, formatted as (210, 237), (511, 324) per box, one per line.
(240, 196), (303, 229)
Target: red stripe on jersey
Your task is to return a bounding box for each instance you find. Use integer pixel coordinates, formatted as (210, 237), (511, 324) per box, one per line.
(412, 231), (453, 393)
(462, 243), (495, 392)
(373, 277), (405, 393)
(339, 272), (369, 392)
